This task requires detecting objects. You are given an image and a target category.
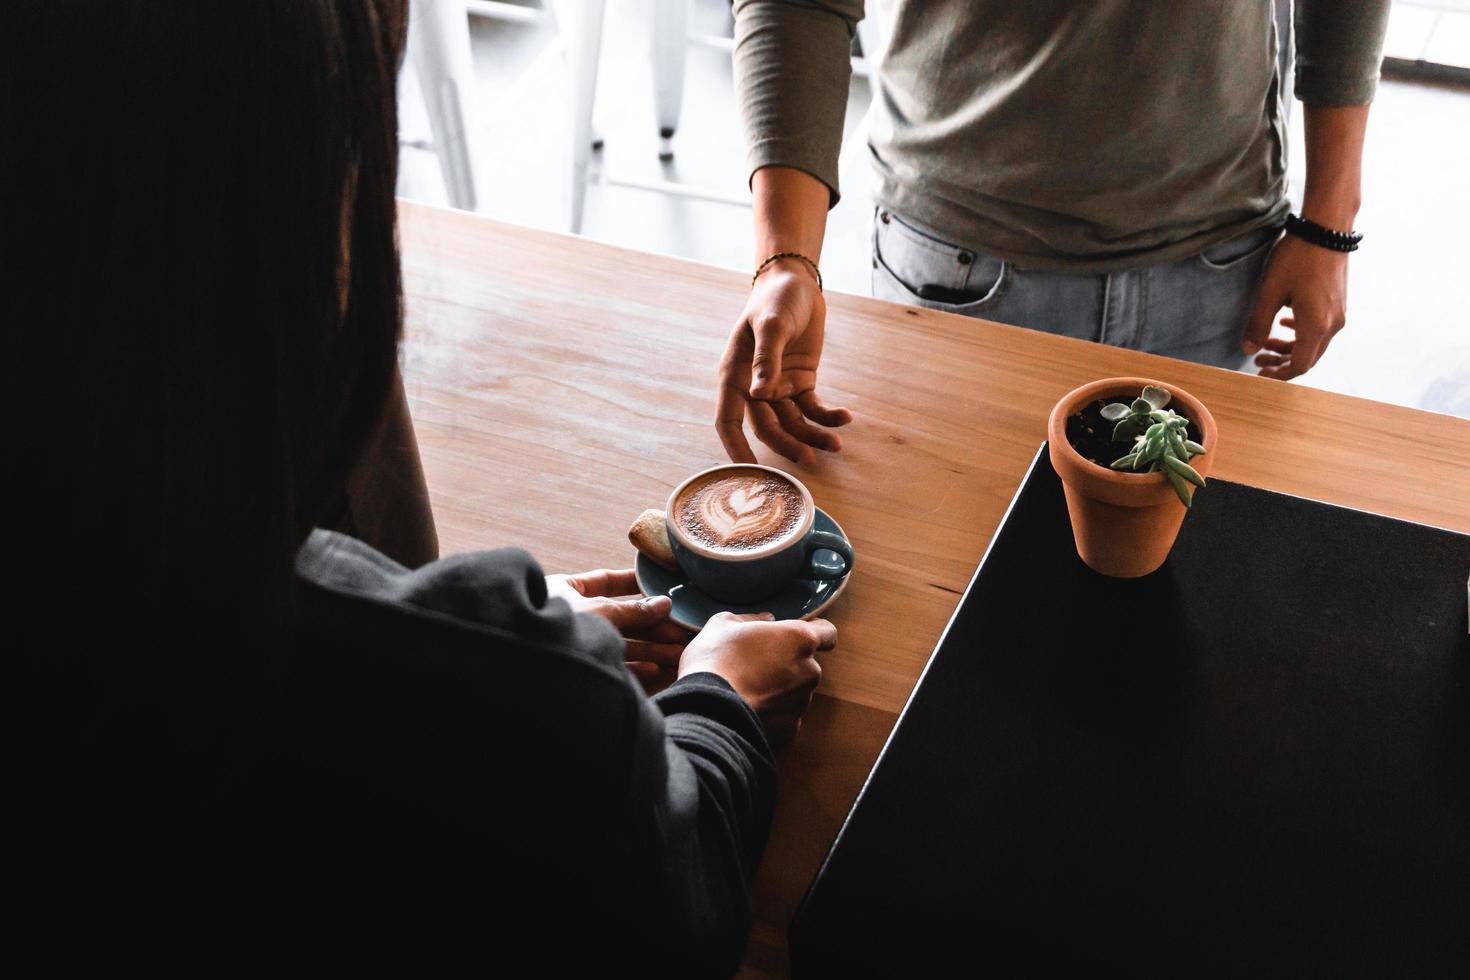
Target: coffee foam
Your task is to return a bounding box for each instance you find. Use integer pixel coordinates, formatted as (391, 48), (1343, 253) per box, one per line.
(674, 469), (806, 553)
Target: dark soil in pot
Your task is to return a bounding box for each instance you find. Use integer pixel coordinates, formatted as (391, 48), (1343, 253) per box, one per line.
(1065, 398), (1203, 470)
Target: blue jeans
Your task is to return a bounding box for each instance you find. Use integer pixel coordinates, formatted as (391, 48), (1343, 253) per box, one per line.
(871, 208), (1280, 371)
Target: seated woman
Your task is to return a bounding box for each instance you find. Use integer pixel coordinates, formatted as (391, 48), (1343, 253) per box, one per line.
(6, 1), (834, 972)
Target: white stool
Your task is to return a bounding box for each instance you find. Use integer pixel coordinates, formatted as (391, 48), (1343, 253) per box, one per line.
(406, 0), (483, 212)
(409, 1), (891, 231)
(652, 0), (691, 161)
(550, 0), (606, 234)
(563, 1), (890, 233)
(407, 0), (604, 228)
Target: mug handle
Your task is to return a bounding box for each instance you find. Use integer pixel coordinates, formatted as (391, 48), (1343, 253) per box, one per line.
(803, 531), (854, 581)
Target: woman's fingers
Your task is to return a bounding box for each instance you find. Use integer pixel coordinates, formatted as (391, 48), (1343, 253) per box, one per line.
(625, 619), (695, 645)
(564, 568), (641, 598)
(625, 641), (685, 669)
(589, 594), (674, 633)
(715, 611), (777, 624)
(626, 661), (661, 681)
(801, 617), (839, 653)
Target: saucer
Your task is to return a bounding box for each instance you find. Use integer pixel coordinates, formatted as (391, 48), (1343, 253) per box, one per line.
(636, 508), (854, 631)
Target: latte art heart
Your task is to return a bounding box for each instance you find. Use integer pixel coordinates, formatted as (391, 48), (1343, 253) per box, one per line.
(728, 490), (764, 517)
(674, 470), (807, 553)
(698, 489), (781, 543)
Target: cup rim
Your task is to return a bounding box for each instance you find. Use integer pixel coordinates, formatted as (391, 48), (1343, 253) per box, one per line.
(664, 463), (816, 562)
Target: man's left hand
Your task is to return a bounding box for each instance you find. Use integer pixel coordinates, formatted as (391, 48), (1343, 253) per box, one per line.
(1242, 233), (1350, 381)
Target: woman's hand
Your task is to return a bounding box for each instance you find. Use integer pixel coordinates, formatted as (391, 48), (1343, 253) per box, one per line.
(545, 569), (692, 695)
(679, 611), (836, 747)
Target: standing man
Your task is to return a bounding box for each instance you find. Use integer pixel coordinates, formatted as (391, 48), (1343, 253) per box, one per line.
(716, 1), (1389, 465)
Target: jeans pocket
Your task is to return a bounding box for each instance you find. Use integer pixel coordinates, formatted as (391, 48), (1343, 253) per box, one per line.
(1197, 226), (1280, 270)
(872, 208), (1007, 310)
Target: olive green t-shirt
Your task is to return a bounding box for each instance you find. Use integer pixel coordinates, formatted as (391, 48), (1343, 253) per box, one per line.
(733, 0), (1389, 272)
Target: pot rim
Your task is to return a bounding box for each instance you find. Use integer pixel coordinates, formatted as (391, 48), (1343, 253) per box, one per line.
(1047, 376), (1218, 506)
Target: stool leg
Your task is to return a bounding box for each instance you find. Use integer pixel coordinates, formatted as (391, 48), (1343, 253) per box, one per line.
(552, 0), (605, 233)
(652, 0), (689, 161)
(408, 0), (481, 211)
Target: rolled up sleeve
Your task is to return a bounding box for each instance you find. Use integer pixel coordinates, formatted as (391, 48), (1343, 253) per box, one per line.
(1294, 0), (1391, 106)
(733, 0), (864, 205)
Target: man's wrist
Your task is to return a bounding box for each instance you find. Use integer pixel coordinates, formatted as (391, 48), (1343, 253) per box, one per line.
(751, 167), (829, 270)
(1299, 196), (1361, 233)
(753, 252), (822, 291)
(1299, 104), (1368, 232)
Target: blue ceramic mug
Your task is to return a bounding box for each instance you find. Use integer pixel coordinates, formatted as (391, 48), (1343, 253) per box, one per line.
(664, 464), (854, 605)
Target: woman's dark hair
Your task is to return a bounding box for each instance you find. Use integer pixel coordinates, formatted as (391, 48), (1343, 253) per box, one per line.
(4, 0), (410, 776)
(4, 0), (407, 630)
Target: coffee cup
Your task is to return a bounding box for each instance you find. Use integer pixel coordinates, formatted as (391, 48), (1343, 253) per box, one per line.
(664, 463), (854, 604)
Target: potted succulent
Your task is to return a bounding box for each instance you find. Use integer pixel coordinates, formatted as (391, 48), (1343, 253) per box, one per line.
(1047, 378), (1218, 578)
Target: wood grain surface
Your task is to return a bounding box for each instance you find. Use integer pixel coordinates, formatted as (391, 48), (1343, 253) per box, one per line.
(397, 202), (1470, 977)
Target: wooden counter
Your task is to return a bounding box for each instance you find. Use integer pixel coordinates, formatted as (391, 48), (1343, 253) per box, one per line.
(397, 201), (1470, 977)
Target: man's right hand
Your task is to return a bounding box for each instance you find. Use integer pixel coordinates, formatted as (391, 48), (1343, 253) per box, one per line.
(716, 262), (851, 465)
(679, 611), (836, 747)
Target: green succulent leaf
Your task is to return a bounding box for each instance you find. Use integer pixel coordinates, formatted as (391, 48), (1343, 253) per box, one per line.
(1184, 440), (1206, 456)
(1165, 467), (1193, 507)
(1142, 385), (1172, 409)
(1167, 429), (1189, 461)
(1131, 398), (1152, 415)
(1100, 402), (1130, 422)
(1141, 437), (1163, 464)
(1111, 452), (1140, 470)
(1112, 418), (1142, 443)
(1163, 453), (1207, 488)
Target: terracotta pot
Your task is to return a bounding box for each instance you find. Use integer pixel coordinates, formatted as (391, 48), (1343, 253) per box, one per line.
(1047, 377), (1218, 578)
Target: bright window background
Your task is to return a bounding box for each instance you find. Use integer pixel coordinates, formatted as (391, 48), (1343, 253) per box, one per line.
(398, 0), (1470, 419)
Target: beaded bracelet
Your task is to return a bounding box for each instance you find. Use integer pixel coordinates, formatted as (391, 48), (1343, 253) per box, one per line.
(753, 251), (823, 291)
(1284, 212), (1362, 253)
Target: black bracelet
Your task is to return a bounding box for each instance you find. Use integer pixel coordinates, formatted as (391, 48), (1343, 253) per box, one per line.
(1284, 212), (1362, 253)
